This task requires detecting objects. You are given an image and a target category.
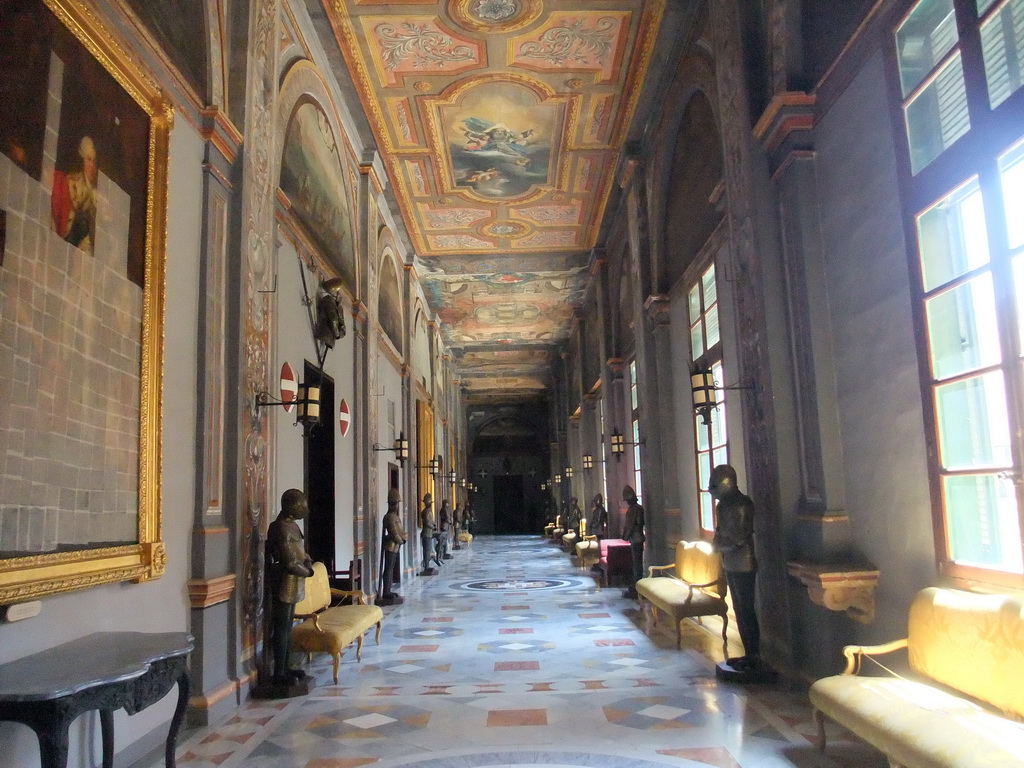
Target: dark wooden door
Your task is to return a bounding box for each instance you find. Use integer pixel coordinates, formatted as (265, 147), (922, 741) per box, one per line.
(304, 363), (335, 573)
(493, 475), (526, 534)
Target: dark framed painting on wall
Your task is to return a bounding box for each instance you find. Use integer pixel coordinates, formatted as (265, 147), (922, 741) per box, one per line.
(0, 0), (171, 602)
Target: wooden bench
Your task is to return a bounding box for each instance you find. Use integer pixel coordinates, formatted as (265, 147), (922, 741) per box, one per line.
(810, 587), (1024, 768)
(290, 562), (384, 684)
(635, 540), (729, 655)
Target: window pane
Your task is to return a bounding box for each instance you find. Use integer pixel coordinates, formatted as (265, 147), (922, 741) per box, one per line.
(705, 305), (720, 349)
(702, 265), (717, 307)
(935, 371), (1013, 468)
(700, 493), (715, 531)
(698, 452), (711, 492)
(710, 402), (727, 448)
(688, 284), (702, 325)
(695, 418), (710, 451)
(925, 273), (1002, 379)
(916, 177), (990, 292)
(691, 322), (704, 358)
(897, 0), (959, 95)
(1016, 257), (1024, 349)
(943, 474), (1023, 572)
(1000, 138), (1024, 250)
(981, 0), (1024, 108)
(712, 446), (728, 467)
(905, 54), (970, 174)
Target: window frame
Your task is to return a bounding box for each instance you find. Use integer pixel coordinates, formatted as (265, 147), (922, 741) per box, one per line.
(888, 0), (1024, 588)
(687, 262), (728, 538)
(629, 358), (644, 504)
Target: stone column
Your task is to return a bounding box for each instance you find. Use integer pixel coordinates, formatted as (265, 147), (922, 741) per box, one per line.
(187, 106), (244, 726)
(237, 0), (281, 692)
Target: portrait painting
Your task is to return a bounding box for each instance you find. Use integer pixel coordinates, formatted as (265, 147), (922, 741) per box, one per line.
(444, 82), (558, 199)
(0, 0), (169, 602)
(280, 101), (357, 293)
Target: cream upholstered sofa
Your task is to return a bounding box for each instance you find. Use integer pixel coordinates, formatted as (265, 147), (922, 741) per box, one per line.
(290, 562), (384, 684)
(810, 587), (1024, 768)
(635, 540), (729, 655)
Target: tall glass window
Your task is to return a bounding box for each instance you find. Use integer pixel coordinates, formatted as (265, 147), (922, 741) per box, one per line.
(629, 359), (643, 504)
(896, 0), (1024, 584)
(688, 263), (728, 534)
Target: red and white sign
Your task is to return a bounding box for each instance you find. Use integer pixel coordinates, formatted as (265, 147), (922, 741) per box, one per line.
(339, 398), (351, 436)
(279, 362), (297, 413)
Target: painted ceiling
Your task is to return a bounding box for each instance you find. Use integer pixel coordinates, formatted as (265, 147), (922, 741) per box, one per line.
(324, 0), (665, 399)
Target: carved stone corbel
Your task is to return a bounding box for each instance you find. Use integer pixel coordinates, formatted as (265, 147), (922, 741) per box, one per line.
(787, 561), (880, 624)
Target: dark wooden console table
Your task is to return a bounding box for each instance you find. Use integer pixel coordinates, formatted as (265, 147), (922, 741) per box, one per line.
(0, 631), (194, 768)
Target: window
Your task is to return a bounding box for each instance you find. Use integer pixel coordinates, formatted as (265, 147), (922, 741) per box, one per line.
(629, 359), (644, 504)
(895, 0), (1024, 585)
(599, 402), (609, 508)
(688, 263), (728, 534)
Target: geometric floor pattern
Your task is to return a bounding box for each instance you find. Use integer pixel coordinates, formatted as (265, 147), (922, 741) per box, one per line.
(147, 535), (889, 768)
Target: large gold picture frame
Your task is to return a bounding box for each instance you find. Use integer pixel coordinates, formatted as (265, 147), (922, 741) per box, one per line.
(0, 0), (170, 603)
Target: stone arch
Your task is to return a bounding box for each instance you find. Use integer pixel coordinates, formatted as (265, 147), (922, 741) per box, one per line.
(377, 246), (404, 355)
(276, 60), (358, 298)
(646, 49), (721, 295)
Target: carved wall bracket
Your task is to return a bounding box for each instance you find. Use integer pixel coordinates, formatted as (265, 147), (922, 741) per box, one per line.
(787, 561), (879, 624)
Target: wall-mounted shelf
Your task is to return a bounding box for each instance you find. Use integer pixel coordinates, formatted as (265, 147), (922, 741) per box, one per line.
(787, 561), (880, 624)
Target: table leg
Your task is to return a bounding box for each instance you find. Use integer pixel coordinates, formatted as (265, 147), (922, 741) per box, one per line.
(165, 668), (190, 768)
(36, 716), (70, 768)
(101, 709), (114, 768)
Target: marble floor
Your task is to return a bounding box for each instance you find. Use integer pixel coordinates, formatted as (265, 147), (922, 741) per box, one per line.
(154, 535), (887, 768)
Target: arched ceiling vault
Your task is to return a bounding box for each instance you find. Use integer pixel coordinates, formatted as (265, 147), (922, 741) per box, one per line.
(318, 1), (697, 403)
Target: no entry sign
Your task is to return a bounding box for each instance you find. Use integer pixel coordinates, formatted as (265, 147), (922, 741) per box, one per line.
(339, 398), (351, 436)
(279, 362), (297, 413)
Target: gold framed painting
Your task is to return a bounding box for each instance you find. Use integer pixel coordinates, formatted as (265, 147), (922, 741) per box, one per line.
(0, 0), (171, 603)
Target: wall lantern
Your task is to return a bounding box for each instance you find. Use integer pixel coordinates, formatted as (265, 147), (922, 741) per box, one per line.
(416, 456), (440, 475)
(257, 384), (321, 437)
(564, 466), (574, 479)
(610, 428), (645, 462)
(554, 473), (562, 484)
(372, 431), (409, 466)
(460, 478), (467, 488)
(448, 470), (457, 485)
(582, 454), (594, 470)
(691, 367), (718, 426)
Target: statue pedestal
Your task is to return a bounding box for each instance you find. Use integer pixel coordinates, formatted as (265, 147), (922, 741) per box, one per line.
(252, 672), (314, 700)
(715, 659), (777, 685)
(418, 567), (437, 576)
(378, 594), (404, 605)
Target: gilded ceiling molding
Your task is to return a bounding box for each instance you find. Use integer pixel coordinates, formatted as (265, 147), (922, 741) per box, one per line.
(200, 106), (242, 166)
(448, 0), (544, 33)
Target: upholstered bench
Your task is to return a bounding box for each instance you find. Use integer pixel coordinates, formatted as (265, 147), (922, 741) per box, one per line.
(290, 562), (384, 684)
(561, 530), (578, 553)
(593, 538), (631, 587)
(635, 540), (729, 655)
(810, 587), (1024, 768)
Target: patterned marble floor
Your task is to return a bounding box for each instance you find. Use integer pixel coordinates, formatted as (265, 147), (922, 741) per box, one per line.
(153, 536), (887, 768)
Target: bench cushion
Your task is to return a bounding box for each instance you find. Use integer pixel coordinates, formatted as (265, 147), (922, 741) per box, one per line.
(635, 576), (726, 620)
(908, 588), (1024, 720)
(810, 674), (1024, 768)
(291, 604), (383, 655)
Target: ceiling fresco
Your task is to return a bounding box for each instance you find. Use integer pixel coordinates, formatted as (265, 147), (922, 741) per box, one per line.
(324, 0), (666, 398)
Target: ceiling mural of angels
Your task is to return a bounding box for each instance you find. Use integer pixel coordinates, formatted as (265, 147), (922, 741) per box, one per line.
(324, 0), (665, 398)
